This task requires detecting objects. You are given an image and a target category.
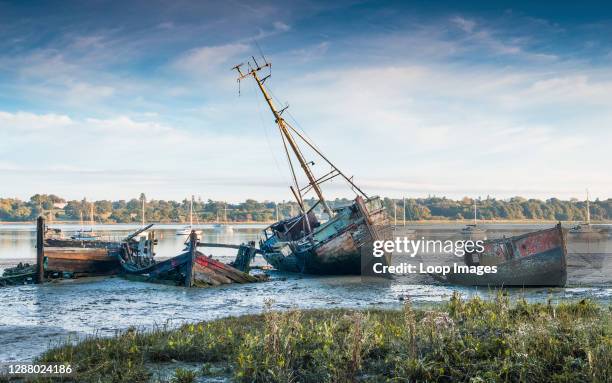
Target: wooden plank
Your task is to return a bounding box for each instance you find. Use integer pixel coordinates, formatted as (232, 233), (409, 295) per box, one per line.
(45, 248), (114, 261)
(195, 255), (256, 283)
(192, 263), (229, 285)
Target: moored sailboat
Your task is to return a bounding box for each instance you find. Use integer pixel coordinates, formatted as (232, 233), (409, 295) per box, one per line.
(71, 202), (100, 241)
(570, 189), (597, 234)
(176, 196), (202, 236)
(461, 199), (486, 235)
(213, 202), (233, 233)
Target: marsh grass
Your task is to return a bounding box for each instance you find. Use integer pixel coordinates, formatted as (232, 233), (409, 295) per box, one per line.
(34, 293), (611, 382)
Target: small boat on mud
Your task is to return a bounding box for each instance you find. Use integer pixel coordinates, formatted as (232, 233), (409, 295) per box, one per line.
(436, 224), (567, 287)
(118, 231), (265, 287)
(233, 57), (390, 275)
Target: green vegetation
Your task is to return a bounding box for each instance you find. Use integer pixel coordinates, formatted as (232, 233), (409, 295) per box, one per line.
(34, 295), (611, 382)
(1, 193), (610, 223)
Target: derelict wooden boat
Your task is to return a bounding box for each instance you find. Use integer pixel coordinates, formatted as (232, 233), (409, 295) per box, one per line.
(40, 218), (155, 278)
(438, 224), (567, 287)
(0, 262), (37, 286)
(261, 197), (388, 274)
(233, 57), (390, 275)
(44, 238), (124, 276)
(118, 232), (264, 287)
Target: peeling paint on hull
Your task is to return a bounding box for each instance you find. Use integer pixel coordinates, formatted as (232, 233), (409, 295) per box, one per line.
(443, 224), (567, 287)
(261, 196), (389, 275)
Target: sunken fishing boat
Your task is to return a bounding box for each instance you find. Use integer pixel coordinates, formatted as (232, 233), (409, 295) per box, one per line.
(437, 223), (567, 287)
(233, 57), (390, 275)
(118, 231), (265, 287)
(42, 218), (155, 278)
(1, 217), (155, 286)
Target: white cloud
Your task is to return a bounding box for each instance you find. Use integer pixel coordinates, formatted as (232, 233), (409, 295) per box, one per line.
(0, 111), (72, 131)
(254, 58), (612, 200)
(273, 21), (291, 32)
(451, 16), (476, 33)
(1, 7), (611, 200)
(173, 43), (249, 76)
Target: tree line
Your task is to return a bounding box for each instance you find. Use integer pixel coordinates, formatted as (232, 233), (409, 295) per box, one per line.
(0, 194), (609, 223)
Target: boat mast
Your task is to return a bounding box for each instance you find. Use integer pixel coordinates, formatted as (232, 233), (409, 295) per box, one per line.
(403, 198), (406, 226)
(474, 201), (477, 226)
(586, 189), (590, 225)
(141, 197), (145, 227)
(190, 196), (194, 229)
(90, 202), (94, 227)
(233, 60), (333, 217)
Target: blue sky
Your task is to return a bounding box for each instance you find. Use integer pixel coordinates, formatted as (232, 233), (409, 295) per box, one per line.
(1, 0), (611, 202)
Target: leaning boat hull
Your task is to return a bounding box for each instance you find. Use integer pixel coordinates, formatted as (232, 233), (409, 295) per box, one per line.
(263, 247), (361, 275)
(261, 196), (390, 275)
(120, 250), (260, 287)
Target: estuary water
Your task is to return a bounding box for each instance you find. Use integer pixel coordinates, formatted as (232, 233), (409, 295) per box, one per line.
(0, 223), (610, 362)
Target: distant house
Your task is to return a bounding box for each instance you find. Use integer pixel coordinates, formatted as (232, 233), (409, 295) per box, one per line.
(53, 202), (67, 209)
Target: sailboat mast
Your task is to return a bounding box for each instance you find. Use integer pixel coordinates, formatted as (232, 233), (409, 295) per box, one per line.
(190, 196), (194, 228)
(141, 197), (145, 226)
(474, 201), (477, 225)
(248, 68), (333, 217)
(586, 189), (590, 225)
(393, 200), (397, 226)
(90, 202), (94, 227)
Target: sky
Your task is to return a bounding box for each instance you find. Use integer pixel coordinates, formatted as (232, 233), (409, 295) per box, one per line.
(1, 0), (611, 202)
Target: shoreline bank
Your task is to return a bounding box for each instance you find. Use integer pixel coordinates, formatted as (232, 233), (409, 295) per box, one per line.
(30, 295), (611, 383)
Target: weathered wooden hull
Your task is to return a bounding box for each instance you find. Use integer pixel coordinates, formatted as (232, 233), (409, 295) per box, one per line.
(44, 239), (123, 276)
(442, 224), (567, 287)
(119, 250), (261, 287)
(261, 196), (390, 275)
(263, 230), (363, 274)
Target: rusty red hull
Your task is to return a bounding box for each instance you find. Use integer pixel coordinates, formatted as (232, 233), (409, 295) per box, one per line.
(444, 224), (567, 287)
(119, 250), (260, 287)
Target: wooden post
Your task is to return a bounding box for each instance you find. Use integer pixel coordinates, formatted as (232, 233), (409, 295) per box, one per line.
(36, 216), (45, 284)
(184, 230), (197, 287)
